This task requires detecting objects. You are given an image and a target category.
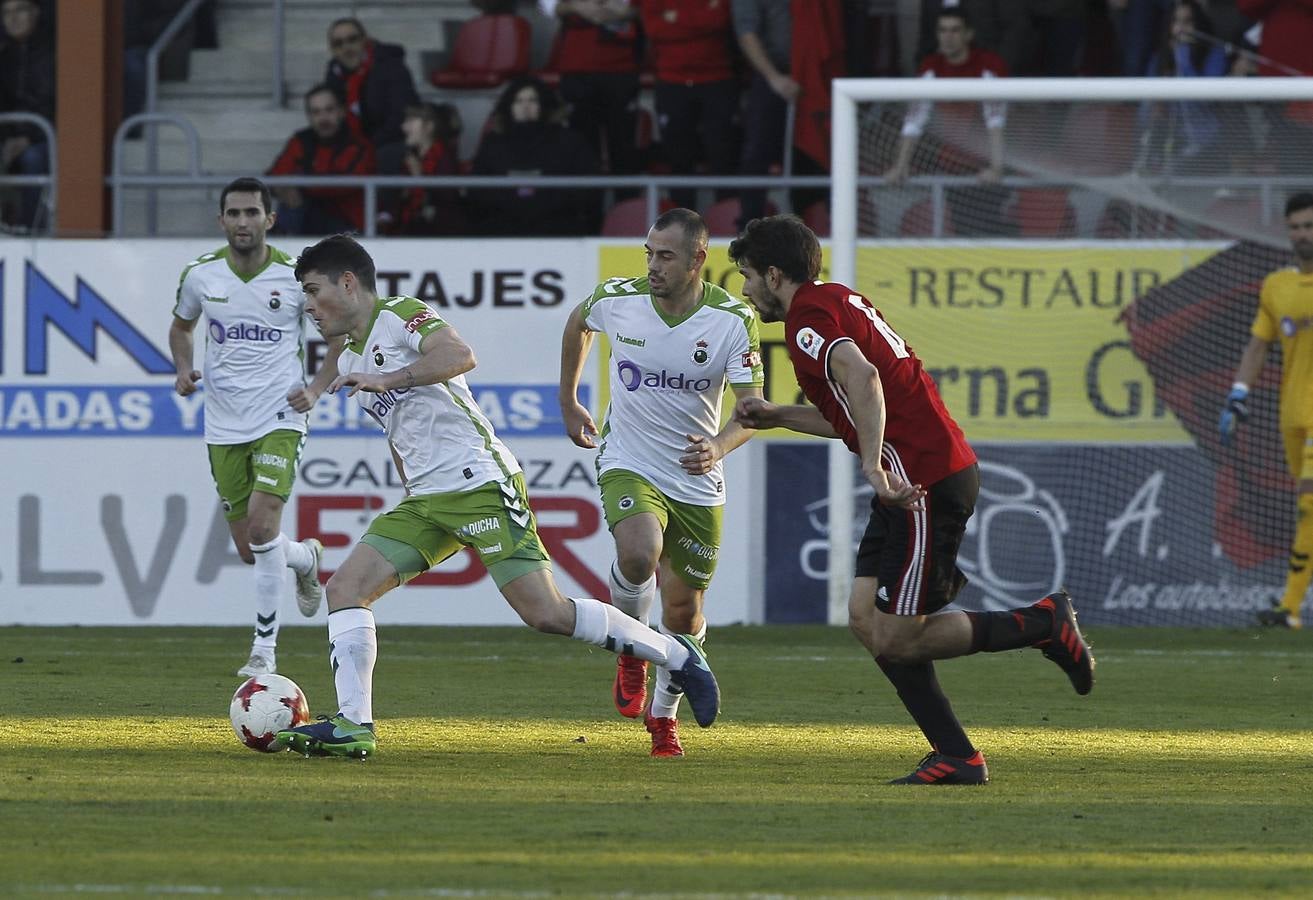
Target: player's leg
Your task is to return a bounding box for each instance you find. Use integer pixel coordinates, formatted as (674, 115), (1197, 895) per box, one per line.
(483, 475), (720, 726)
(599, 470), (667, 716)
(1263, 430), (1313, 628)
(209, 441), (275, 675)
(277, 497), (444, 758)
(246, 430), (323, 619)
(646, 498), (719, 755)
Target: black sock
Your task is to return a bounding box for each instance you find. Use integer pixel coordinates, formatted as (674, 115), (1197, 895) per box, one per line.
(874, 655), (974, 759)
(965, 603), (1053, 653)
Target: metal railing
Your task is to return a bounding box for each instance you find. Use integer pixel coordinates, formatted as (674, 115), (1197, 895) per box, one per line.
(0, 112), (57, 234)
(109, 113), (203, 235)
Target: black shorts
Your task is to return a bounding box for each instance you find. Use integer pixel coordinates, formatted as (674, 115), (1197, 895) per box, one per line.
(855, 463), (978, 616)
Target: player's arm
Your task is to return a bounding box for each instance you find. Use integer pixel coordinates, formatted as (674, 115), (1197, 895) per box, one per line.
(680, 384), (763, 476)
(736, 31), (799, 101)
(559, 300), (601, 449)
(330, 325), (475, 396)
(288, 337), (346, 412)
(1219, 334), (1270, 444)
(733, 395), (839, 437)
(828, 341), (925, 509)
(168, 314), (202, 396)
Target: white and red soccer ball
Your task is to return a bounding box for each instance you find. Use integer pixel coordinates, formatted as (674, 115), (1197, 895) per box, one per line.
(229, 674), (310, 752)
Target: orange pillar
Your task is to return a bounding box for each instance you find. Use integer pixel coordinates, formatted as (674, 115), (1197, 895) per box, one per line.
(55, 0), (122, 237)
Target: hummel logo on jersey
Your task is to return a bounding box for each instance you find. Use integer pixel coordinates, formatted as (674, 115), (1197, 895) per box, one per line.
(615, 333), (646, 347)
(204, 295), (228, 304)
(691, 340), (710, 365)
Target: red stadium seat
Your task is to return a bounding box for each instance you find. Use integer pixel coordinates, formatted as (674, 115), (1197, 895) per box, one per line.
(430, 15), (531, 89)
(1010, 188), (1076, 237)
(898, 198), (954, 236)
(701, 197), (776, 237)
(600, 197), (677, 237)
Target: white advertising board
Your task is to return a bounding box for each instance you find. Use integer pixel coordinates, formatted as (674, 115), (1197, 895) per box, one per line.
(0, 238), (756, 626)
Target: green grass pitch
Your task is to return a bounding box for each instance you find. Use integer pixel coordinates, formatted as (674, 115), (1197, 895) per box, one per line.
(2, 624), (1312, 898)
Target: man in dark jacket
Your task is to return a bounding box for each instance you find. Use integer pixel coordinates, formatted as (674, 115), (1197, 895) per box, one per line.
(268, 84), (375, 235)
(323, 17), (419, 153)
(0, 0), (54, 231)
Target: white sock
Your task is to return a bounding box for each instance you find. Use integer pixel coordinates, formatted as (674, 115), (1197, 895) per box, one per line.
(328, 607), (377, 725)
(249, 536), (285, 651)
(651, 622), (706, 720)
(570, 597), (688, 668)
(608, 562), (656, 624)
(282, 534), (314, 575)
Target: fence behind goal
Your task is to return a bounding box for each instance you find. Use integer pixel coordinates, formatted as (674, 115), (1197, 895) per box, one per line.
(821, 78), (1313, 627)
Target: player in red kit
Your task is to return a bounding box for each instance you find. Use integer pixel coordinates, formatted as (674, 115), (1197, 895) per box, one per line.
(729, 214), (1094, 785)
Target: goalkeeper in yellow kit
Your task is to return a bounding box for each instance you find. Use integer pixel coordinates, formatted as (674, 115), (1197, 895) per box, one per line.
(1220, 192), (1313, 628)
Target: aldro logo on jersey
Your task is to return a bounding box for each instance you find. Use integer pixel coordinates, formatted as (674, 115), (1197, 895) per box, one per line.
(691, 339), (710, 366)
(207, 318), (283, 345)
(615, 360), (714, 393)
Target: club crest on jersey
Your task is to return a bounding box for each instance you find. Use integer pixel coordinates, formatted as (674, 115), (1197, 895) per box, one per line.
(796, 327), (825, 359)
(691, 340), (710, 365)
(268, 291), (281, 310)
(372, 344), (385, 367)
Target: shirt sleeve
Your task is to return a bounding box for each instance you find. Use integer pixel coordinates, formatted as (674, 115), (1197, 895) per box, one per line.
(388, 298), (448, 354)
(173, 263), (206, 320)
(787, 300), (847, 381)
(581, 282), (610, 333)
(1251, 274), (1278, 342)
(727, 311), (764, 386)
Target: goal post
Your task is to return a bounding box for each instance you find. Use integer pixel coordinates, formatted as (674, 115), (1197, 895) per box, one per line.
(823, 76), (1313, 626)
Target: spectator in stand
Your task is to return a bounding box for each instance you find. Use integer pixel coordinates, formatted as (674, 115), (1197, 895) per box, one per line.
(123, 1), (193, 132)
(732, 0), (843, 225)
(994, 0), (1085, 76)
(640, 0), (739, 208)
(470, 75), (601, 236)
(1108, 0), (1172, 76)
(1236, 0), (1313, 174)
(0, 0), (54, 232)
(323, 17), (419, 154)
(885, 6), (1009, 236)
(551, 0), (643, 175)
(268, 84), (375, 236)
(1138, 0), (1228, 175)
(378, 102), (468, 236)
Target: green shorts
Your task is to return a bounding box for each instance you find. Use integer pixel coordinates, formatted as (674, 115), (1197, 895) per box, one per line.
(207, 429), (306, 521)
(598, 468), (723, 590)
(362, 473), (550, 588)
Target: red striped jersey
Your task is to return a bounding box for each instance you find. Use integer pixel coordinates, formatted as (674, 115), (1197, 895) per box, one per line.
(784, 281), (975, 487)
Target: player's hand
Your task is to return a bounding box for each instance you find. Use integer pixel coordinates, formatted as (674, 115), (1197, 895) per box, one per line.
(867, 465), (926, 510)
(1219, 385), (1249, 445)
(329, 372), (390, 397)
(174, 369), (201, 397)
(561, 398), (599, 449)
(733, 395), (778, 429)
(679, 433), (720, 475)
(286, 384), (320, 413)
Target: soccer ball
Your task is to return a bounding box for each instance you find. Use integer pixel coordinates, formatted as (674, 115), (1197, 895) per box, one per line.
(229, 673), (310, 752)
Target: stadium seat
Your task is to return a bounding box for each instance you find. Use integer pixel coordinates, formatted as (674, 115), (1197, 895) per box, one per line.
(898, 198), (954, 236)
(430, 15), (531, 89)
(801, 200), (830, 237)
(600, 197), (677, 237)
(1009, 188), (1077, 237)
(701, 197), (776, 237)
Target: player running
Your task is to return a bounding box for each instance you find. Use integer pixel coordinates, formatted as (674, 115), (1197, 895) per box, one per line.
(560, 208), (763, 756)
(730, 214), (1094, 785)
(276, 234), (720, 759)
(169, 177), (337, 677)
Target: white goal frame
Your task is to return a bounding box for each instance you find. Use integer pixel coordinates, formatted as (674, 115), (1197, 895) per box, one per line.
(824, 76), (1313, 624)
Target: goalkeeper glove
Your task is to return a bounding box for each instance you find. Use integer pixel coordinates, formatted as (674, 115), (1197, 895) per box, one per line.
(1218, 384), (1249, 445)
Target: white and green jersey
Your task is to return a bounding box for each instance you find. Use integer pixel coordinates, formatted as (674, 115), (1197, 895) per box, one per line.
(583, 276), (763, 505)
(174, 245), (308, 444)
(341, 297), (521, 496)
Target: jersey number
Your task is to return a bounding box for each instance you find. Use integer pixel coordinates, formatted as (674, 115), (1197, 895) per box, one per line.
(849, 295), (908, 359)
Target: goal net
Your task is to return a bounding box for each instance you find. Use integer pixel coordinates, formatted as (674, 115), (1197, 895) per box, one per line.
(818, 77), (1313, 627)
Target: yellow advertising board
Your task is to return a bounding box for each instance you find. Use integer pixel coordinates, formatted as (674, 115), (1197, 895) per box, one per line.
(598, 242), (1221, 443)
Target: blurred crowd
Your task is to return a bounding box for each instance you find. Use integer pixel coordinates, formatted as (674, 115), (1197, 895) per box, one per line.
(1, 0), (1310, 235)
